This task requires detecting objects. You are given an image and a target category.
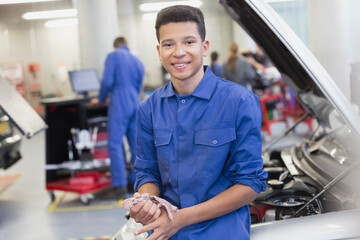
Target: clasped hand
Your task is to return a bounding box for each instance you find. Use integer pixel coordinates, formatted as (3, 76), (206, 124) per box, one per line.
(129, 193), (181, 240)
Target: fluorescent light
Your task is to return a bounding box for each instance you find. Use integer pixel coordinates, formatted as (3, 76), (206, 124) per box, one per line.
(142, 13), (157, 21)
(23, 9), (77, 20)
(0, 0), (58, 4)
(44, 18), (78, 28)
(139, 0), (203, 12)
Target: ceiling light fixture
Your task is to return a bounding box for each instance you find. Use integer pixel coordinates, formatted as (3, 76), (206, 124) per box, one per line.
(44, 18), (78, 28)
(139, 0), (203, 12)
(23, 9), (77, 20)
(0, 0), (58, 4)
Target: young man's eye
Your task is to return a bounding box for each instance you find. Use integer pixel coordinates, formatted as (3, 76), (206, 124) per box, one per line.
(185, 41), (194, 45)
(163, 43), (173, 47)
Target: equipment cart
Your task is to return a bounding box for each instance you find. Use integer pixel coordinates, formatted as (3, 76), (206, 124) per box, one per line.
(42, 96), (111, 204)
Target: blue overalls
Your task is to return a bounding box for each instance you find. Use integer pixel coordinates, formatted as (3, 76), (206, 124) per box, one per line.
(135, 66), (267, 239)
(99, 45), (144, 187)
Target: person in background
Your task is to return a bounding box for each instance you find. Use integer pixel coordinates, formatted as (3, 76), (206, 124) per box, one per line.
(128, 5), (267, 240)
(91, 36), (145, 199)
(222, 42), (256, 91)
(245, 44), (271, 73)
(210, 51), (222, 77)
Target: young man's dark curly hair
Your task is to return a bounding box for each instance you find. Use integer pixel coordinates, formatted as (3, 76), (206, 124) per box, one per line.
(155, 5), (206, 42)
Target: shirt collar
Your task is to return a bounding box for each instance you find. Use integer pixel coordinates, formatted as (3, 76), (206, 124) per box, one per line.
(160, 66), (217, 100)
(116, 45), (130, 51)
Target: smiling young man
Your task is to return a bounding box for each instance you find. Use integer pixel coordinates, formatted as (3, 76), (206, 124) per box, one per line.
(130, 5), (267, 240)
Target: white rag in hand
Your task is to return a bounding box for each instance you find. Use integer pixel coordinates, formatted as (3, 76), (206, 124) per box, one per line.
(122, 193), (179, 221)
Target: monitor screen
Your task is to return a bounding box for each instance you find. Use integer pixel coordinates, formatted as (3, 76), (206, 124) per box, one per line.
(69, 69), (100, 96)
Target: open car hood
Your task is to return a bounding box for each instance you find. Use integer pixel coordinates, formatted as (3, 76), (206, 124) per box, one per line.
(0, 76), (47, 138)
(220, 0), (360, 137)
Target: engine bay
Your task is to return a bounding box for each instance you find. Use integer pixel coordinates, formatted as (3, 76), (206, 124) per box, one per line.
(251, 138), (359, 224)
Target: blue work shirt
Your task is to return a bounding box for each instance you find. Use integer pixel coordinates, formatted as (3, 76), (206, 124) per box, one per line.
(135, 66), (267, 239)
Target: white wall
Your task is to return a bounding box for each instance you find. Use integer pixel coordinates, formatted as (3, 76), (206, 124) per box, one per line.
(76, 0), (119, 75)
(349, 0), (360, 64)
(270, 0), (309, 45)
(203, 3), (234, 66)
(308, 0), (350, 100)
(36, 25), (80, 96)
(349, 0), (360, 108)
(0, 0), (78, 97)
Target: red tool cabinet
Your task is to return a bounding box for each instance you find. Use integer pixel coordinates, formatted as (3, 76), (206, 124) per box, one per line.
(260, 93), (312, 136)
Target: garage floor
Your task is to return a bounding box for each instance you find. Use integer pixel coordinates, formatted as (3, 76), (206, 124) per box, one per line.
(0, 121), (309, 240)
(0, 131), (128, 240)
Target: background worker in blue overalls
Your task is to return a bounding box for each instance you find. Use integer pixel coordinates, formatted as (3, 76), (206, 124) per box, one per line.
(92, 36), (145, 199)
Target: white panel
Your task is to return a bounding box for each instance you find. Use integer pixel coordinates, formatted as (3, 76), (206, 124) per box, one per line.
(308, 0), (350, 100)
(76, 0), (119, 74)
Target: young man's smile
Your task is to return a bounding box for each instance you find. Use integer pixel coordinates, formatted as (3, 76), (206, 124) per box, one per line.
(172, 61), (190, 70)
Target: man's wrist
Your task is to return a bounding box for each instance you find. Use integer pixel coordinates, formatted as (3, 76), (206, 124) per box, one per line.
(173, 208), (190, 229)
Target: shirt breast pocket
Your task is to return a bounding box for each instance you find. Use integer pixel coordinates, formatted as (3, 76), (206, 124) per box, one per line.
(195, 126), (236, 178)
(154, 129), (172, 181)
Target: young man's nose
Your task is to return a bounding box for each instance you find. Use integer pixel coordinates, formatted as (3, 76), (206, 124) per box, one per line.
(173, 44), (186, 56)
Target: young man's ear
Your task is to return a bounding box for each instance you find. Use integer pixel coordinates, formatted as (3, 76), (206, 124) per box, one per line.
(156, 45), (162, 61)
(202, 40), (210, 57)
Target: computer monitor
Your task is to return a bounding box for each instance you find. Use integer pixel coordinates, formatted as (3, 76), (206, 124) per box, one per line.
(69, 69), (100, 97)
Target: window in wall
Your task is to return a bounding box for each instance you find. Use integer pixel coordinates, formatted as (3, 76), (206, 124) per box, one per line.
(268, 0), (309, 46)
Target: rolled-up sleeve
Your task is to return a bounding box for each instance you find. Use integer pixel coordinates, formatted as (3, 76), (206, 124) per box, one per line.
(134, 103), (163, 192)
(225, 93), (268, 193)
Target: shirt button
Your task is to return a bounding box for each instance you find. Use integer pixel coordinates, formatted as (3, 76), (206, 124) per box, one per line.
(213, 140), (217, 144)
(181, 99), (186, 103)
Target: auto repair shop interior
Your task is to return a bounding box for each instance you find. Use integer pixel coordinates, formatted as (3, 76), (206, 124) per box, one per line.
(0, 0), (360, 239)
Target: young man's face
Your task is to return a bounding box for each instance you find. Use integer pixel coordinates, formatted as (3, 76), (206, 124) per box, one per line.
(156, 21), (209, 84)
